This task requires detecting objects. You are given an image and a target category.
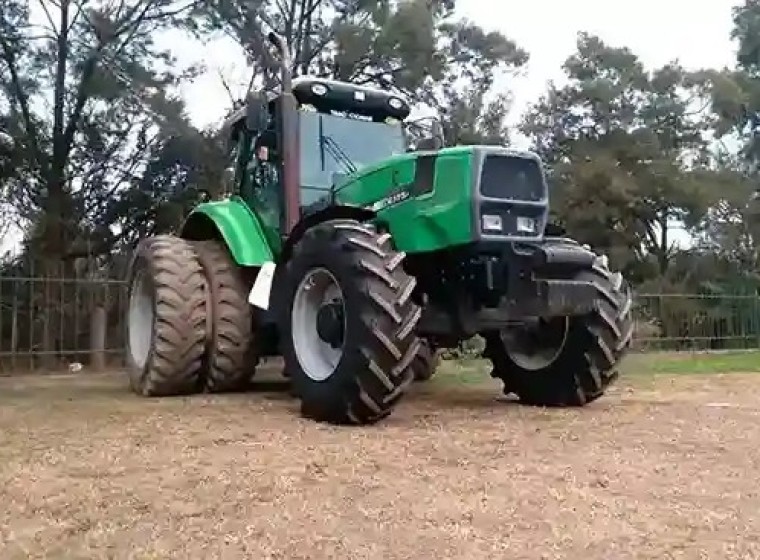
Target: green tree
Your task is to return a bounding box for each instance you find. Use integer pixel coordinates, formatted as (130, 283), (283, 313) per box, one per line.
(690, 1), (760, 273)
(101, 126), (228, 252)
(0, 0), (202, 268)
(197, 0), (526, 146)
(522, 33), (715, 279)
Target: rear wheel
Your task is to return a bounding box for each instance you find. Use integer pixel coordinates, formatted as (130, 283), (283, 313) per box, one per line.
(483, 262), (633, 406)
(191, 240), (255, 393)
(126, 235), (207, 396)
(281, 219), (422, 425)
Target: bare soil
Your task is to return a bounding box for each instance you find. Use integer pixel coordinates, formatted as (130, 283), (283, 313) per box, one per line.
(1, 365), (759, 559)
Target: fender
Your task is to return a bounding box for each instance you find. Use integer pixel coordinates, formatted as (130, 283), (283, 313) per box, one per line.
(278, 204), (375, 263)
(264, 204), (375, 319)
(180, 196), (274, 266)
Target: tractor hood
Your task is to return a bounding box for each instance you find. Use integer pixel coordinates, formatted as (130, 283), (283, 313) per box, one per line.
(332, 146), (550, 253)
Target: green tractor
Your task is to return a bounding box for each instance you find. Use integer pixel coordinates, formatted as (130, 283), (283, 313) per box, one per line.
(125, 33), (634, 424)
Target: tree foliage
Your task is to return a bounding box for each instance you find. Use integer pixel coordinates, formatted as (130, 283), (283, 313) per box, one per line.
(196, 0), (526, 144)
(520, 33), (722, 280)
(0, 0), (203, 267)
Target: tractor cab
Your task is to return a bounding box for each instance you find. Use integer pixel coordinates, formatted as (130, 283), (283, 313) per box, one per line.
(223, 64), (414, 245)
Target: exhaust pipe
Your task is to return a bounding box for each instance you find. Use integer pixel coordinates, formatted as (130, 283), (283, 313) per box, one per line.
(268, 32), (293, 93)
(267, 32), (300, 235)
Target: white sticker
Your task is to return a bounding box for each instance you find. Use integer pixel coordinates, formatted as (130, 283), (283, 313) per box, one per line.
(248, 261), (276, 310)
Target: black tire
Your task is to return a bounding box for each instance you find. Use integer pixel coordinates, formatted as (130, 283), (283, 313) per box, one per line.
(191, 240), (256, 393)
(411, 338), (440, 382)
(280, 219), (422, 425)
(483, 262), (634, 407)
(125, 235), (207, 396)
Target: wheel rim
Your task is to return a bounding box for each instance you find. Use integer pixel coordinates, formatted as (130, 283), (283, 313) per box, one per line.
(291, 267), (346, 382)
(127, 269), (154, 369)
(502, 317), (569, 371)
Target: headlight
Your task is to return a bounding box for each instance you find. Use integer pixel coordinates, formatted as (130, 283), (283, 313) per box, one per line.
(482, 214), (503, 232)
(312, 83), (328, 96)
(516, 216), (537, 234)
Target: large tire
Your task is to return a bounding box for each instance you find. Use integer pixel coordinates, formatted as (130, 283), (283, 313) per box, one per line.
(126, 235), (207, 396)
(280, 219), (422, 425)
(483, 262), (634, 407)
(411, 338), (440, 382)
(191, 240), (255, 393)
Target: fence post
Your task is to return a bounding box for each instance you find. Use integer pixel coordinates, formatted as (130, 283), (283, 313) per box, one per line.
(89, 306), (107, 370)
(10, 301), (18, 371)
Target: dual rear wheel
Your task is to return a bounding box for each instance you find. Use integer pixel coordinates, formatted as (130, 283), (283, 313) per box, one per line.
(126, 236), (254, 396)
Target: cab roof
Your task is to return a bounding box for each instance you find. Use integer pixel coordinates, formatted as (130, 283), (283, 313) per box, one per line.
(291, 77), (411, 121)
(223, 77), (411, 140)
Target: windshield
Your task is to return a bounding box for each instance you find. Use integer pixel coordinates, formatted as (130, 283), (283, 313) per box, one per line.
(300, 112), (405, 204)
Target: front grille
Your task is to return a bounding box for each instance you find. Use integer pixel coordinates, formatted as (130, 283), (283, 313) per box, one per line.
(479, 155), (545, 202)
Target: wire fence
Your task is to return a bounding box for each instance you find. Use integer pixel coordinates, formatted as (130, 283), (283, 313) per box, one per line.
(632, 293), (760, 352)
(0, 270), (127, 374)
(1, 268), (760, 373)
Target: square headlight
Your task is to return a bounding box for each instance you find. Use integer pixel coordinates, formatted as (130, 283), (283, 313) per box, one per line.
(516, 216), (537, 234)
(482, 214), (503, 232)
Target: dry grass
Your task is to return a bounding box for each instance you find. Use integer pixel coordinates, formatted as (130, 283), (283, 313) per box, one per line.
(1, 358), (760, 559)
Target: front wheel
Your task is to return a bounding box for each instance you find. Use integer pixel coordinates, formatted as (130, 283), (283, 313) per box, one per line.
(280, 220), (422, 425)
(483, 263), (634, 407)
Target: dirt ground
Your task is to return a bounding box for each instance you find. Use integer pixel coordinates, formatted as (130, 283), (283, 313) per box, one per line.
(1, 362), (759, 560)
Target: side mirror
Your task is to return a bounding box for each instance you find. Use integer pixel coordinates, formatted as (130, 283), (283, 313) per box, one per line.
(0, 131), (14, 154)
(223, 167), (235, 192)
(245, 93), (269, 134)
(430, 120), (444, 144)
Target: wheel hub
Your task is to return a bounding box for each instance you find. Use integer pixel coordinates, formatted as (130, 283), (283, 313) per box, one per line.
(127, 269), (154, 370)
(291, 267), (347, 382)
(316, 301), (345, 348)
(502, 316), (570, 371)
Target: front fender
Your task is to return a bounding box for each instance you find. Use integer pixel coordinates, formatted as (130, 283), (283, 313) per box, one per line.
(180, 196), (274, 266)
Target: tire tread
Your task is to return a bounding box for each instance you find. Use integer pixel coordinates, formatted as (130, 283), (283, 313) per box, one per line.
(126, 235), (207, 397)
(191, 240), (255, 393)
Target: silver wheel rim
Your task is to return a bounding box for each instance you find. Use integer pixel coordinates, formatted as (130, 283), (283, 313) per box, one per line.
(502, 317), (570, 371)
(291, 267), (346, 382)
(127, 269), (153, 369)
